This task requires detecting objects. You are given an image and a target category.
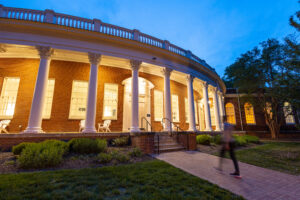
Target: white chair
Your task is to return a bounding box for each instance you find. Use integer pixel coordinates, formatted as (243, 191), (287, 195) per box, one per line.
(0, 120), (11, 133)
(79, 120), (85, 132)
(98, 120), (111, 132)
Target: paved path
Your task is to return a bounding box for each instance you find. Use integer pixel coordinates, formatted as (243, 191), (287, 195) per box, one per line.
(154, 151), (300, 200)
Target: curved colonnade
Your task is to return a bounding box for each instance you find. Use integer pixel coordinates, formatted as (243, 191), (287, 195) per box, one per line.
(0, 5), (225, 133)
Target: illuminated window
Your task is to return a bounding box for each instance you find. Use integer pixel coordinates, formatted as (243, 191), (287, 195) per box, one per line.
(195, 100), (198, 124)
(42, 79), (55, 119)
(69, 80), (88, 119)
(154, 90), (163, 121)
(283, 102), (295, 124)
(209, 99), (216, 126)
(185, 98), (189, 123)
(103, 83), (118, 120)
(244, 102), (255, 124)
(0, 77), (20, 118)
(171, 94), (179, 122)
(225, 103), (236, 124)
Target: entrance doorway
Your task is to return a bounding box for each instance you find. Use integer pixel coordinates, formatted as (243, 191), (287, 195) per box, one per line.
(122, 77), (154, 131)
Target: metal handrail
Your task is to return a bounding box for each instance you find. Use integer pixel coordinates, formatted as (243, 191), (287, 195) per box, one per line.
(141, 117), (152, 132)
(161, 118), (184, 132)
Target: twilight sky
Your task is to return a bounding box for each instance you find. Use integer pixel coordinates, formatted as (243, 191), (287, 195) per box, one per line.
(1, 0), (299, 76)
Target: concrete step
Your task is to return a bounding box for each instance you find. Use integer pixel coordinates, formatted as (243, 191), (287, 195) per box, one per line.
(155, 143), (181, 148)
(156, 146), (185, 153)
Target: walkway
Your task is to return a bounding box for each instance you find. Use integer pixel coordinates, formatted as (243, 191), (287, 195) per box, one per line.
(154, 151), (300, 200)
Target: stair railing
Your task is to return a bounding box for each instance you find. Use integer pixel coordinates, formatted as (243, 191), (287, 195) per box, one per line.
(141, 117), (152, 132)
(161, 118), (184, 133)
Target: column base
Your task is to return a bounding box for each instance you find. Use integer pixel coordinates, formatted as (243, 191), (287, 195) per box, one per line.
(188, 128), (198, 132)
(130, 126), (140, 133)
(23, 127), (44, 134)
(215, 128), (221, 132)
(205, 128), (213, 131)
(82, 127), (97, 133)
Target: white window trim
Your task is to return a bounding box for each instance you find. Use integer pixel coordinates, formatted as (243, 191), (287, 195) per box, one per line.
(102, 83), (118, 120)
(154, 90), (163, 122)
(0, 77), (20, 119)
(171, 94), (179, 123)
(42, 79), (55, 120)
(68, 80), (88, 120)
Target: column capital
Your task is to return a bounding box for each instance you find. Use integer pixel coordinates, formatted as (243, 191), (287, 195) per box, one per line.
(186, 74), (194, 82)
(161, 67), (172, 77)
(130, 59), (142, 71)
(200, 81), (208, 88)
(210, 86), (218, 93)
(88, 52), (101, 65)
(36, 46), (53, 59)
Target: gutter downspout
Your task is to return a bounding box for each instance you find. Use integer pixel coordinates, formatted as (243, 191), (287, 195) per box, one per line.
(236, 88), (244, 131)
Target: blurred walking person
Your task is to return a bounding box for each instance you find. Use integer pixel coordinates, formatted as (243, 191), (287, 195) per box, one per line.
(216, 116), (241, 178)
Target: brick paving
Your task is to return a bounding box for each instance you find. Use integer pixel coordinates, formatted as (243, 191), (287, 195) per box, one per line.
(154, 151), (300, 200)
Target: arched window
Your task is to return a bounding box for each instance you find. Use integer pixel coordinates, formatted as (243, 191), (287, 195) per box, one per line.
(283, 102), (295, 124)
(225, 103), (236, 124)
(244, 103), (255, 124)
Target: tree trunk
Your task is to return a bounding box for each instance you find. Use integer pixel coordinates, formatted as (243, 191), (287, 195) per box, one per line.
(268, 120), (280, 139)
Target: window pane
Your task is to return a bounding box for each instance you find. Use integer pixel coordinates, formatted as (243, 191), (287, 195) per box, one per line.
(225, 103), (236, 124)
(154, 90), (163, 121)
(69, 80), (88, 119)
(194, 100), (198, 124)
(0, 77), (20, 118)
(244, 103), (255, 124)
(171, 94), (179, 122)
(42, 79), (55, 119)
(185, 98), (189, 123)
(103, 83), (118, 120)
(209, 99), (215, 126)
(284, 102), (295, 124)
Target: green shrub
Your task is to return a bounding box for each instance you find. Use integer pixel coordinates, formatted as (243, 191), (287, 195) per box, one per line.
(97, 153), (112, 164)
(68, 138), (107, 154)
(128, 147), (143, 157)
(243, 135), (260, 144)
(233, 135), (247, 146)
(12, 142), (33, 155)
(18, 140), (68, 169)
(112, 137), (129, 147)
(110, 150), (130, 163)
(211, 135), (222, 145)
(196, 135), (212, 145)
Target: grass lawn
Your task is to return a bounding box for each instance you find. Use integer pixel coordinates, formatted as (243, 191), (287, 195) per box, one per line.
(234, 142), (300, 175)
(0, 160), (243, 200)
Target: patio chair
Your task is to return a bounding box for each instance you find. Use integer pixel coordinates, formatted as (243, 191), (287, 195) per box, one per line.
(98, 120), (111, 132)
(79, 120), (85, 132)
(0, 120), (11, 133)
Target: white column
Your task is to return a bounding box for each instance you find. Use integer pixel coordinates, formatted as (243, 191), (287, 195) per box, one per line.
(130, 60), (142, 132)
(24, 46), (53, 133)
(201, 81), (212, 131)
(187, 75), (197, 132)
(83, 53), (101, 133)
(162, 67), (172, 131)
(213, 88), (221, 131)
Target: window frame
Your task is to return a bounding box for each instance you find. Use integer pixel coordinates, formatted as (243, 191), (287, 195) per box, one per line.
(0, 77), (20, 119)
(244, 102), (256, 125)
(42, 79), (55, 119)
(225, 103), (236, 125)
(68, 80), (89, 120)
(154, 90), (164, 122)
(283, 102), (295, 125)
(171, 94), (180, 123)
(102, 83), (118, 120)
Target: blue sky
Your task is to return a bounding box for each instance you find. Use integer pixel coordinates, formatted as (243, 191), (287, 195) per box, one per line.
(1, 0), (298, 76)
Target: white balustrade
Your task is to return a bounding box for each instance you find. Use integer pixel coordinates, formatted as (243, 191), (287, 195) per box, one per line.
(0, 5), (217, 73)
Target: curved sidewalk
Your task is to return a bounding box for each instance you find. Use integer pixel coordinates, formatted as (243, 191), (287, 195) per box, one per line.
(154, 151), (300, 200)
